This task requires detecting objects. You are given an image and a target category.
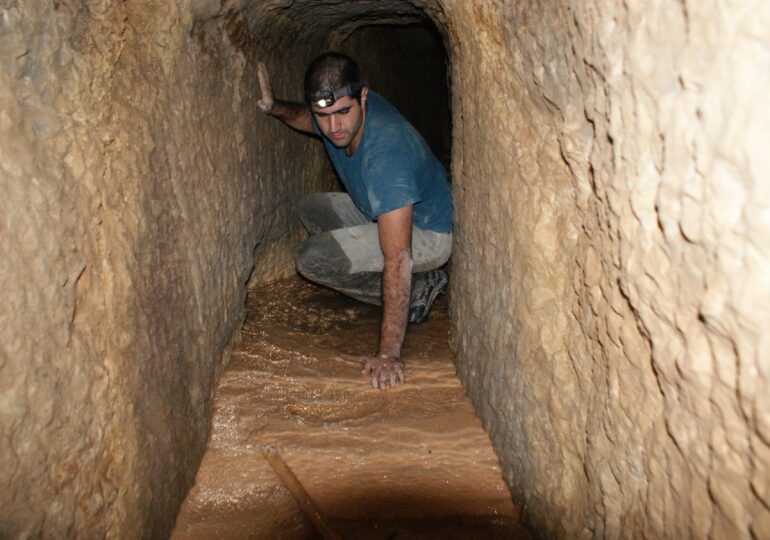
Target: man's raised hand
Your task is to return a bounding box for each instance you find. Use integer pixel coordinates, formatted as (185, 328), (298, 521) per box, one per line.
(257, 62), (274, 114)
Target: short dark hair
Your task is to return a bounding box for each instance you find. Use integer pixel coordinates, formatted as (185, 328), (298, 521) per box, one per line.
(304, 53), (364, 104)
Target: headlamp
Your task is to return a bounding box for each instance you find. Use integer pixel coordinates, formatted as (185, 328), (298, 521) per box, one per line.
(308, 81), (364, 109)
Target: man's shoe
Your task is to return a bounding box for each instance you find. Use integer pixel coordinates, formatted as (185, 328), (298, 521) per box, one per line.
(408, 269), (448, 324)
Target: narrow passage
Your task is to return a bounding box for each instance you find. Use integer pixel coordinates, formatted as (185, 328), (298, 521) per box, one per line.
(172, 277), (531, 539)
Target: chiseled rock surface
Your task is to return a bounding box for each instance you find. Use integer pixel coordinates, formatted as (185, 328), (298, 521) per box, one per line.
(446, 1), (770, 538)
(0, 1), (328, 537)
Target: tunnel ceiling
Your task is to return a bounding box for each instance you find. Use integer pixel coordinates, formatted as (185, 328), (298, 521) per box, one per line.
(238, 0), (441, 38)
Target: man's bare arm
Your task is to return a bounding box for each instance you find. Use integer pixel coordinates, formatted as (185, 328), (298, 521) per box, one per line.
(269, 99), (314, 134)
(362, 205), (413, 389)
(378, 205), (413, 359)
(257, 62), (314, 134)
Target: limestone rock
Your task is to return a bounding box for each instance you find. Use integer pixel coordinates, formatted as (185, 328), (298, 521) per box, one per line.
(447, 1), (770, 538)
(2, 0), (769, 538)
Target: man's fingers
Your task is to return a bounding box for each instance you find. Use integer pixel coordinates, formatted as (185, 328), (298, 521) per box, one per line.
(359, 358), (406, 389)
(258, 63), (272, 91)
(256, 62), (273, 114)
(370, 364), (380, 388)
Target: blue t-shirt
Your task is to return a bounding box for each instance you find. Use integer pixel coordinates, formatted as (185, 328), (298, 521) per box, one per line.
(312, 92), (452, 233)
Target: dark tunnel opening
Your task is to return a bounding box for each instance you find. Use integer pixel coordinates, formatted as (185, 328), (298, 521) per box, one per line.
(338, 22), (452, 171)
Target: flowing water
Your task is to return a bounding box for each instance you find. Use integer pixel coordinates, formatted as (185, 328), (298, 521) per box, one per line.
(172, 277), (531, 539)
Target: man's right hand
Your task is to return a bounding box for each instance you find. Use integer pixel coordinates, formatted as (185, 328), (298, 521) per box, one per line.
(362, 356), (405, 390)
(257, 62), (274, 114)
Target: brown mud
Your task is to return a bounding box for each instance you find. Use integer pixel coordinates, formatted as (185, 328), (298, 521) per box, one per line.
(172, 277), (531, 539)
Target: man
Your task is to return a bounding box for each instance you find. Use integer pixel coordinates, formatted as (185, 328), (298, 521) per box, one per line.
(257, 53), (452, 390)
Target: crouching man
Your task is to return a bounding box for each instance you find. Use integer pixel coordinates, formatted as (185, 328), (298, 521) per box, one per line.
(257, 53), (452, 390)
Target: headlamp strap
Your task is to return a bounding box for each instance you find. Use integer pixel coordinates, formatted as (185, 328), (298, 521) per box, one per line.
(333, 81), (364, 101)
(310, 80), (364, 108)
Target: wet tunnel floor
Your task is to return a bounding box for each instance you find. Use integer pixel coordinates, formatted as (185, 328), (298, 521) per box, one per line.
(172, 277), (531, 539)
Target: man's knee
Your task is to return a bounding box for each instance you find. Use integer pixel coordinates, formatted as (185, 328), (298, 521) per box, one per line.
(298, 193), (322, 227)
(295, 233), (352, 282)
(299, 192), (323, 211)
(294, 236), (319, 279)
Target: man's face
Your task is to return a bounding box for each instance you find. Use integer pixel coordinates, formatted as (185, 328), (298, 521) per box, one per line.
(311, 89), (368, 150)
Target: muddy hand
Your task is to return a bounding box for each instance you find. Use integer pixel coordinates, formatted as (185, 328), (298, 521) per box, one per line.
(362, 356), (405, 390)
(257, 61), (274, 114)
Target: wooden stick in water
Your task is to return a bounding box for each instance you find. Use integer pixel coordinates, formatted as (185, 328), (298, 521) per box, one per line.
(262, 444), (342, 540)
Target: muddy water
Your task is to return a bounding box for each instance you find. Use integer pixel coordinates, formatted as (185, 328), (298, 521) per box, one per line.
(172, 277), (531, 539)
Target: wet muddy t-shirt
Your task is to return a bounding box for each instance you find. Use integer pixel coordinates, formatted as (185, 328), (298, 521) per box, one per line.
(312, 91), (452, 233)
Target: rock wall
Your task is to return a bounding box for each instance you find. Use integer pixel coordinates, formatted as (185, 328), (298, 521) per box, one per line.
(0, 1), (329, 537)
(446, 0), (770, 538)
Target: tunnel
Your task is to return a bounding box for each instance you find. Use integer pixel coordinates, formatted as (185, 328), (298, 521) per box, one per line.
(2, 0), (770, 538)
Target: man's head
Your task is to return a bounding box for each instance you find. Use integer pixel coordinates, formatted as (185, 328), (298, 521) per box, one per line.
(304, 53), (368, 150)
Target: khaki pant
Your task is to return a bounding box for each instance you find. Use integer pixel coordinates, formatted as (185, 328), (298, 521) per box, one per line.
(295, 192), (452, 305)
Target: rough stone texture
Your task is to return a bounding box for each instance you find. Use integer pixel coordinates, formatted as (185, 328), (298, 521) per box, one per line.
(4, 0), (769, 538)
(0, 1), (329, 537)
(446, 1), (770, 538)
